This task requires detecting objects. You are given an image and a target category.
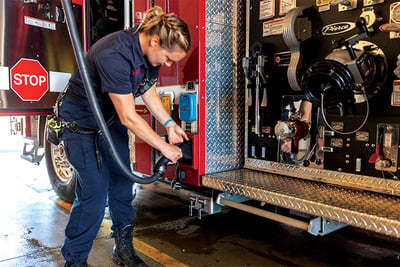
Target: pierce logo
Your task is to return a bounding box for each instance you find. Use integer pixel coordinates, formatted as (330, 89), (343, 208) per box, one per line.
(321, 22), (356, 35)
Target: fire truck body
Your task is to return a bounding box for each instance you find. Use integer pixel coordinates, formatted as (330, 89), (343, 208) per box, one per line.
(0, 0), (75, 113)
(2, 0), (400, 239)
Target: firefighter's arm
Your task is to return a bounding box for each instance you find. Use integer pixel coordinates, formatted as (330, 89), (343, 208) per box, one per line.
(108, 92), (182, 163)
(141, 84), (188, 144)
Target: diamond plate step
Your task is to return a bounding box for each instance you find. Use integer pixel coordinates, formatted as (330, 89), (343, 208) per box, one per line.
(202, 168), (400, 238)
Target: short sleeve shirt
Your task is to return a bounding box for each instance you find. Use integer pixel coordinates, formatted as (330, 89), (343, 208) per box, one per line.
(63, 28), (160, 126)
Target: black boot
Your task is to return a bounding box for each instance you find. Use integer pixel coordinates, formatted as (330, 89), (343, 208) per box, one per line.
(64, 260), (87, 267)
(111, 224), (146, 267)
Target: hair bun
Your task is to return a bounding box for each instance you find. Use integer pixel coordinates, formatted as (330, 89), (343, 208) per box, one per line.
(147, 6), (165, 21)
(140, 6), (191, 53)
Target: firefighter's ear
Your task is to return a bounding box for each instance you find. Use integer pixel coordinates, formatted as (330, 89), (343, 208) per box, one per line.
(150, 35), (160, 47)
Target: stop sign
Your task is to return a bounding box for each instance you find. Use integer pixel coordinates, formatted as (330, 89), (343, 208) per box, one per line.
(10, 58), (49, 101)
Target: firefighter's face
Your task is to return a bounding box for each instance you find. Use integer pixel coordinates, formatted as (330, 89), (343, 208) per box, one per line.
(147, 35), (187, 67)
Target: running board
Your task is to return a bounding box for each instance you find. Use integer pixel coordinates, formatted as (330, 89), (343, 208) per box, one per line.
(202, 169), (400, 238)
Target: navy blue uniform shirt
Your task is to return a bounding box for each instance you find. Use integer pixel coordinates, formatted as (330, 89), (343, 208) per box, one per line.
(61, 28), (160, 128)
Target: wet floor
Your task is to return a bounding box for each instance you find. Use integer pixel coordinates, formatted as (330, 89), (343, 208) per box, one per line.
(1, 135), (400, 266)
(132, 184), (400, 267)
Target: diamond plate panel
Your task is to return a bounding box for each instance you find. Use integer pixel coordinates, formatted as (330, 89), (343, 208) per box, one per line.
(245, 158), (400, 197)
(203, 169), (400, 238)
(205, 0), (245, 173)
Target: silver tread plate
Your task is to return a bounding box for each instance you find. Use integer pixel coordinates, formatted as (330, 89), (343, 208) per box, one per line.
(202, 169), (400, 238)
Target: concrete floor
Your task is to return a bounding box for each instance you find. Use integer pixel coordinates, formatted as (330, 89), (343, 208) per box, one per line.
(1, 135), (400, 267)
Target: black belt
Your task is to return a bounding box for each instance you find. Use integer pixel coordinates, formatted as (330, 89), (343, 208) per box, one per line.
(63, 121), (98, 134)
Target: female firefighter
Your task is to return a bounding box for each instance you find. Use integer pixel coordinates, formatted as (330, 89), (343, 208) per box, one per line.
(59, 6), (191, 267)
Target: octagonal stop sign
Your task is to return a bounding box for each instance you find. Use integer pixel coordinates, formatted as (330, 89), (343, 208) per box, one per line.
(10, 58), (49, 101)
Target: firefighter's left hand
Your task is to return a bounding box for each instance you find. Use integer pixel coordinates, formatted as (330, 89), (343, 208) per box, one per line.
(166, 121), (189, 145)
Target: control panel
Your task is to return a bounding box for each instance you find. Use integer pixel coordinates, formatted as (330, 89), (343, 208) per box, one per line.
(246, 0), (400, 180)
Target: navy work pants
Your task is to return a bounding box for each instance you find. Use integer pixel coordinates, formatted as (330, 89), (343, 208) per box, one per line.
(60, 117), (135, 262)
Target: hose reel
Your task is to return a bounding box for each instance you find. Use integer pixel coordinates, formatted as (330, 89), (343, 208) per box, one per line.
(303, 41), (387, 110)
(302, 17), (387, 135)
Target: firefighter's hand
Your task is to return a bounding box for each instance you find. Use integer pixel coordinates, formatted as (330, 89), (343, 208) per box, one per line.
(166, 121), (189, 145)
(161, 143), (183, 163)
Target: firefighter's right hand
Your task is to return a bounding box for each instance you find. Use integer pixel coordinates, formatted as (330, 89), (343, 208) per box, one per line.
(161, 143), (183, 163)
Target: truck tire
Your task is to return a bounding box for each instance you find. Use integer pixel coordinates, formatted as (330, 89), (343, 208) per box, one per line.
(44, 137), (76, 203)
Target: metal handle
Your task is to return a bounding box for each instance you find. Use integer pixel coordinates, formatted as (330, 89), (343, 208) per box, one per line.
(136, 108), (149, 113)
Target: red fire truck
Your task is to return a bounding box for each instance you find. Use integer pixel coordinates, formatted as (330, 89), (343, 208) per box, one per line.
(3, 0), (400, 239)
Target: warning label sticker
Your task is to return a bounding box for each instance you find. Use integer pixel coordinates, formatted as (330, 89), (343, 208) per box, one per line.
(24, 16), (56, 31)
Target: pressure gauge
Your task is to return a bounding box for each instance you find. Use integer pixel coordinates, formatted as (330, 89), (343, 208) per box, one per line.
(392, 4), (400, 24)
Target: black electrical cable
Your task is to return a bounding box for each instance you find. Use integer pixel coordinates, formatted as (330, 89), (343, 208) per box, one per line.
(320, 89), (370, 135)
(61, 0), (168, 184)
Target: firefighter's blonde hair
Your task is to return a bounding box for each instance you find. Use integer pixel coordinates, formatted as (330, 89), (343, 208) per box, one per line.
(139, 6), (191, 53)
